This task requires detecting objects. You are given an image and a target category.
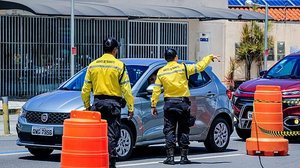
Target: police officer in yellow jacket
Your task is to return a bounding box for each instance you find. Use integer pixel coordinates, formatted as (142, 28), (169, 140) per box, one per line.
(81, 38), (134, 168)
(151, 48), (220, 165)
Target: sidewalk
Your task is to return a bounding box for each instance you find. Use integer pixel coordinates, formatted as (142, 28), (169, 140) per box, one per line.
(0, 114), (18, 136)
(0, 99), (25, 135)
(0, 100), (26, 114)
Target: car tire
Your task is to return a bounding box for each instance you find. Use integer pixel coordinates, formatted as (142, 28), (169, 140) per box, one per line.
(116, 124), (134, 161)
(236, 127), (251, 140)
(204, 118), (230, 152)
(27, 148), (53, 158)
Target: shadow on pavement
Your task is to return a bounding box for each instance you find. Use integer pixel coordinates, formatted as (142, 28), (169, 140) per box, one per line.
(19, 153), (61, 162)
(122, 145), (238, 162)
(233, 138), (245, 142)
(18, 146), (239, 163)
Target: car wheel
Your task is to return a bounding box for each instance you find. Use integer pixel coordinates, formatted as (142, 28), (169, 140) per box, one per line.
(116, 124), (134, 161)
(236, 127), (251, 140)
(27, 148), (53, 158)
(204, 118), (230, 152)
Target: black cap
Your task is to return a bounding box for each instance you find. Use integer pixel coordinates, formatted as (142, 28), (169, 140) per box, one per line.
(103, 37), (120, 53)
(164, 48), (177, 62)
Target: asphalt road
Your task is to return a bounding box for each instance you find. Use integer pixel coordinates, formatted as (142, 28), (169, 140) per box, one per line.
(0, 132), (299, 168)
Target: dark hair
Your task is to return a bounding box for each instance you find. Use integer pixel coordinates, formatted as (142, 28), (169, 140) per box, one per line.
(164, 48), (177, 62)
(103, 37), (120, 53)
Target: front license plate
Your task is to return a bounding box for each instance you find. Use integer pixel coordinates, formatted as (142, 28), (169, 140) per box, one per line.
(31, 126), (53, 136)
(247, 111), (253, 119)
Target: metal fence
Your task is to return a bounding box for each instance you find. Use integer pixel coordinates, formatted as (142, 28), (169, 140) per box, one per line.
(128, 20), (188, 59)
(0, 15), (188, 98)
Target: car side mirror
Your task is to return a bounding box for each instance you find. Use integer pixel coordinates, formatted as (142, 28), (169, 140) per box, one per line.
(146, 84), (164, 94)
(259, 70), (267, 77)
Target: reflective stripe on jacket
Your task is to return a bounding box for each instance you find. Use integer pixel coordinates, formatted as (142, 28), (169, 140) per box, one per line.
(151, 54), (213, 107)
(81, 53), (134, 112)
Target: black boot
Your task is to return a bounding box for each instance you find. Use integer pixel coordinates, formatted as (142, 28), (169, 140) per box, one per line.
(163, 148), (175, 165)
(180, 148), (191, 164)
(109, 157), (116, 168)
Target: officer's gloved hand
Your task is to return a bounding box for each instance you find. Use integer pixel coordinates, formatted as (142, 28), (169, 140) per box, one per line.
(128, 111), (134, 120)
(151, 107), (158, 117)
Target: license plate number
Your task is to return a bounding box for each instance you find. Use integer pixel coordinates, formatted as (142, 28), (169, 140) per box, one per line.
(247, 111), (253, 119)
(31, 126), (53, 136)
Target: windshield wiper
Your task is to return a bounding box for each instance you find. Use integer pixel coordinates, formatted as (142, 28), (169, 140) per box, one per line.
(291, 75), (300, 79)
(265, 75), (275, 79)
(276, 75), (294, 79)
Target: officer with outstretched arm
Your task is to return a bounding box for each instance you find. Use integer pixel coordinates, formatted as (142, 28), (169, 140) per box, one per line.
(151, 48), (220, 165)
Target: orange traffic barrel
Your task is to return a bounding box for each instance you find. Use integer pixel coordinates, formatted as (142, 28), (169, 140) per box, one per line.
(61, 110), (108, 168)
(246, 85), (288, 156)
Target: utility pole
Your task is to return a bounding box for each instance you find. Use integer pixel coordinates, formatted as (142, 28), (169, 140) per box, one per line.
(70, 0), (75, 76)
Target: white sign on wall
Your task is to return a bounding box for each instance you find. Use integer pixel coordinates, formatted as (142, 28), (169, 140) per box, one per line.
(198, 32), (211, 60)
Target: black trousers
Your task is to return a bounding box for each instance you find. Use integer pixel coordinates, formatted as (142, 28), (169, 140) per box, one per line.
(163, 99), (191, 149)
(91, 97), (121, 158)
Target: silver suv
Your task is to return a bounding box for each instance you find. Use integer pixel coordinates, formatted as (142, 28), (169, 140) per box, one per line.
(17, 59), (234, 160)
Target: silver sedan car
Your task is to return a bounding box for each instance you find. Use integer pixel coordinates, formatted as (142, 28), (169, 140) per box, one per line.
(16, 59), (234, 160)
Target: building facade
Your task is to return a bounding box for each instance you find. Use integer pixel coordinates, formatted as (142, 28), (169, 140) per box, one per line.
(1, 0), (299, 97)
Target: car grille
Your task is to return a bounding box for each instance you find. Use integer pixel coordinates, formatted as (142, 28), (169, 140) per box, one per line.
(26, 111), (70, 125)
(233, 97), (254, 109)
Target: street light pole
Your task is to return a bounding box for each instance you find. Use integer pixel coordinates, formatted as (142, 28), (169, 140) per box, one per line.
(263, 3), (269, 71)
(70, 0), (75, 76)
(245, 0), (269, 71)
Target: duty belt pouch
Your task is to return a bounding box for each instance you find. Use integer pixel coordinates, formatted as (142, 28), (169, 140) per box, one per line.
(120, 98), (126, 108)
(111, 101), (121, 115)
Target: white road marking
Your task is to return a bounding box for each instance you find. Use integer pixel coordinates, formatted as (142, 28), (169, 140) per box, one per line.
(0, 151), (29, 156)
(118, 153), (244, 167)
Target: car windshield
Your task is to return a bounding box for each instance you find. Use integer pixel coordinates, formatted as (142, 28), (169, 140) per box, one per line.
(59, 65), (148, 91)
(265, 57), (300, 79)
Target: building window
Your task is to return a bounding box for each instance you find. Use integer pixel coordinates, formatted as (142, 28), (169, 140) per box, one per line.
(277, 41), (285, 61)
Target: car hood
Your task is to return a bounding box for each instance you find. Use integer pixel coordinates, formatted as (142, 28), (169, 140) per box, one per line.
(23, 90), (84, 112)
(239, 78), (300, 92)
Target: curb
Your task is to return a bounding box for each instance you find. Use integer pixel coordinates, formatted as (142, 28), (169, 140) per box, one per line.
(0, 133), (17, 137)
(0, 109), (21, 115)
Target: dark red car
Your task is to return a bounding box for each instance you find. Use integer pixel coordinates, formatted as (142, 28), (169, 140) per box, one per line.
(232, 52), (300, 140)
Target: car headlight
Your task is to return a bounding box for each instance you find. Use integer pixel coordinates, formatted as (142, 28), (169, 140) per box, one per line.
(282, 90), (300, 96)
(19, 108), (27, 118)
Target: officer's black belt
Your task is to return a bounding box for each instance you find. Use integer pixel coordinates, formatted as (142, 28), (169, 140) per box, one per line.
(94, 95), (122, 101)
(164, 97), (189, 102)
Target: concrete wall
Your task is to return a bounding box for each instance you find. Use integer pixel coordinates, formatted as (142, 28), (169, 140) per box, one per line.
(198, 20), (300, 82)
(187, 21), (227, 80)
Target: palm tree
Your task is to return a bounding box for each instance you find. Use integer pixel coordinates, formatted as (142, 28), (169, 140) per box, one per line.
(236, 21), (273, 80)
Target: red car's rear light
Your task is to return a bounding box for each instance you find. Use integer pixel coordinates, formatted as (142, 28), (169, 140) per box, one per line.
(226, 90), (233, 99)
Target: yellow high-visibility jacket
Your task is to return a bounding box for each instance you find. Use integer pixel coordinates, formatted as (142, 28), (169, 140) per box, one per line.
(151, 54), (214, 107)
(81, 53), (134, 112)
